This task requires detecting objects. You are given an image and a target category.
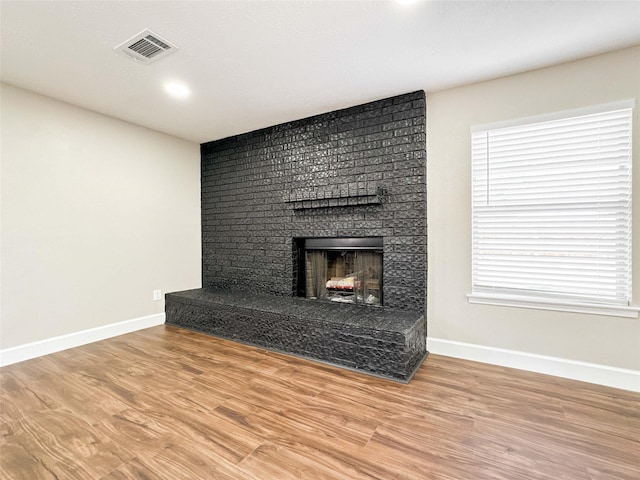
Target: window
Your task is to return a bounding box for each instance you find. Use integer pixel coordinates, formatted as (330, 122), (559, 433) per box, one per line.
(468, 101), (637, 317)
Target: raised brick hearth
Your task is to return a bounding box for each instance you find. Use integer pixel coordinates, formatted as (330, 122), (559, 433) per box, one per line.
(166, 288), (427, 382)
(166, 91), (428, 381)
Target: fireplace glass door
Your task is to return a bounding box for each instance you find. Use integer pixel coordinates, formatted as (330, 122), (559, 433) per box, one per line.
(302, 238), (383, 306)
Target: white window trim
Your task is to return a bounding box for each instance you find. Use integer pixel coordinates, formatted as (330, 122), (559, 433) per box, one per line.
(467, 292), (640, 318)
(468, 99), (637, 318)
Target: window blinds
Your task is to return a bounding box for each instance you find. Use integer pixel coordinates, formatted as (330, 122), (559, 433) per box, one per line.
(471, 106), (633, 306)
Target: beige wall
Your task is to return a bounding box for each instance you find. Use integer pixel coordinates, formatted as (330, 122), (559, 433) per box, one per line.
(1, 83), (201, 349)
(427, 46), (640, 371)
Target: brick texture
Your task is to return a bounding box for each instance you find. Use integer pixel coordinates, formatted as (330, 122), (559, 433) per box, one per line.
(200, 91), (426, 312)
(166, 288), (427, 382)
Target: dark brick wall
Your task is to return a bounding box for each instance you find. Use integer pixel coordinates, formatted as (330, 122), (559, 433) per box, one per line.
(201, 91), (426, 312)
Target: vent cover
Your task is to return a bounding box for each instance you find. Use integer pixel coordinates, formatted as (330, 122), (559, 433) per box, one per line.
(114, 29), (178, 64)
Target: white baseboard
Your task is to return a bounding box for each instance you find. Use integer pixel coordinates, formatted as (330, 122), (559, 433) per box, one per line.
(427, 337), (640, 393)
(0, 313), (165, 367)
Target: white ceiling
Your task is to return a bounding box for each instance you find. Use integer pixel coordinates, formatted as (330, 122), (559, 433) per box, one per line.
(2, 0), (639, 144)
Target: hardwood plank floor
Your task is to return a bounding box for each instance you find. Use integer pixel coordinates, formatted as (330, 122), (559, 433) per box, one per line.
(1, 325), (638, 479)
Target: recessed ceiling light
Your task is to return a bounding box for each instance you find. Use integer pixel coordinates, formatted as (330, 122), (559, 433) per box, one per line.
(164, 81), (191, 99)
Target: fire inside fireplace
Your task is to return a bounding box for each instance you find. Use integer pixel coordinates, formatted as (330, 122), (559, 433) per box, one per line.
(296, 237), (383, 306)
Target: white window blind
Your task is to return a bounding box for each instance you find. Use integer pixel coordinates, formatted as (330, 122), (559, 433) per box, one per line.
(471, 104), (633, 307)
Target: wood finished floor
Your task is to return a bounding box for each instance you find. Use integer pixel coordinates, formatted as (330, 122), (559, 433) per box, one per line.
(1, 326), (638, 480)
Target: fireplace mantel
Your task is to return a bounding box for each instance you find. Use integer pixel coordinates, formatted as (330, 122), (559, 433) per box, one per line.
(285, 184), (389, 210)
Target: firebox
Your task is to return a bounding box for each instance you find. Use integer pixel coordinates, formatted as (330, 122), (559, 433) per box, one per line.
(295, 237), (383, 306)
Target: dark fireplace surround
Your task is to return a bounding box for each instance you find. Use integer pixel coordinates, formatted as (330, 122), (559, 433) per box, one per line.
(166, 91), (428, 381)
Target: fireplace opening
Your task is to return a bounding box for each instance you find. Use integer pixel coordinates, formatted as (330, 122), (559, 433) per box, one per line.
(295, 237), (383, 306)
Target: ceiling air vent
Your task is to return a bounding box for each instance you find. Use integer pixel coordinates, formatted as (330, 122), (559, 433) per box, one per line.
(114, 29), (178, 64)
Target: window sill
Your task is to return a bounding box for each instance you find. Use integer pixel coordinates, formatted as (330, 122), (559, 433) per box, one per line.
(467, 293), (640, 318)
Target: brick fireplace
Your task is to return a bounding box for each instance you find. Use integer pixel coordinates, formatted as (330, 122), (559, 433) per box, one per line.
(201, 90), (426, 310)
(166, 91), (427, 381)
